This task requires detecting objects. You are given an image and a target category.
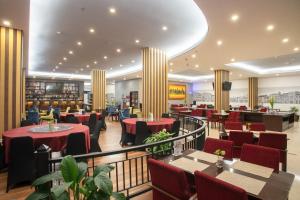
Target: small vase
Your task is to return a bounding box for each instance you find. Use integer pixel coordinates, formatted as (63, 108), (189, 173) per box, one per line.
(216, 156), (224, 168)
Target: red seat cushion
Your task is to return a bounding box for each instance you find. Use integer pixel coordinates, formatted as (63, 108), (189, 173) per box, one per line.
(204, 138), (233, 159)
(195, 171), (248, 200)
(241, 144), (280, 172)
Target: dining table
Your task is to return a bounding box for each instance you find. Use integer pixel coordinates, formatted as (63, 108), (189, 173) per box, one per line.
(123, 118), (175, 135)
(3, 123), (90, 164)
(60, 112), (101, 123)
(161, 149), (294, 200)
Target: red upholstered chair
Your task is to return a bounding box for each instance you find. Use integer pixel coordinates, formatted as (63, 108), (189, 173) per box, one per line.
(204, 138), (233, 159)
(224, 121), (243, 131)
(197, 104), (206, 108)
(241, 144), (280, 172)
(148, 158), (194, 200)
(229, 131), (254, 158)
(258, 133), (287, 171)
(227, 112), (241, 122)
(260, 107), (268, 112)
(206, 109), (219, 135)
(239, 105), (247, 111)
(194, 171), (248, 200)
(191, 109), (203, 117)
(249, 123), (266, 131)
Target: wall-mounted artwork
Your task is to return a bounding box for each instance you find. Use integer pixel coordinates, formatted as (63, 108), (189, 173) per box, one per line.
(169, 84), (186, 100)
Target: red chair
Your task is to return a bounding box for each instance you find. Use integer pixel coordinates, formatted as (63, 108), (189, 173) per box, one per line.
(224, 121), (243, 131)
(194, 171), (248, 200)
(241, 144), (280, 172)
(204, 138), (233, 159)
(206, 109), (219, 135)
(260, 107), (267, 112)
(148, 158), (194, 200)
(239, 105), (247, 111)
(226, 112), (241, 122)
(258, 133), (287, 171)
(249, 123), (266, 131)
(197, 104), (206, 108)
(229, 131), (254, 158)
(191, 109), (203, 117)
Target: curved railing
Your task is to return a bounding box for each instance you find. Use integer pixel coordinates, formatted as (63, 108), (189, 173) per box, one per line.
(48, 114), (206, 198)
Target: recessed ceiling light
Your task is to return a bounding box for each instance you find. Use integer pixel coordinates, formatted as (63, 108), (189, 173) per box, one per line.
(2, 20), (11, 26)
(56, 31), (61, 34)
(162, 26), (168, 31)
(80, 68), (84, 71)
(120, 64), (123, 67)
(110, 67), (113, 70)
(282, 38), (289, 43)
(109, 7), (116, 14)
(230, 14), (239, 22)
(86, 65), (90, 68)
(59, 62), (62, 65)
(68, 50), (73, 55)
(77, 41), (82, 46)
(230, 72), (233, 75)
(116, 48), (121, 53)
(103, 56), (108, 60)
(195, 64), (199, 68)
(131, 60), (135, 63)
(55, 66), (59, 69)
(266, 24), (274, 31)
(170, 62), (174, 66)
(294, 47), (299, 52)
(170, 69), (173, 72)
(93, 61), (98, 64)
(231, 58), (235, 62)
(135, 39), (140, 44)
(89, 28), (95, 33)
(192, 54), (196, 58)
(210, 67), (214, 71)
(217, 40), (223, 46)
(239, 74), (243, 77)
(63, 57), (67, 61)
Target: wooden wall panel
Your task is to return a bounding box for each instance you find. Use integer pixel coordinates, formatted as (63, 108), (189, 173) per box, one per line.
(248, 77), (258, 110)
(142, 47), (168, 118)
(0, 26), (24, 137)
(214, 70), (229, 112)
(91, 70), (106, 110)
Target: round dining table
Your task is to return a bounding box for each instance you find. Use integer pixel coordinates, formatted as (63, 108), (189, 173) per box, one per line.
(3, 123), (90, 164)
(123, 118), (175, 135)
(60, 112), (101, 123)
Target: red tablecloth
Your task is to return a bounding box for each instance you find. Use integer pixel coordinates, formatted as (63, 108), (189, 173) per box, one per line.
(60, 112), (101, 123)
(3, 123), (90, 164)
(123, 118), (175, 135)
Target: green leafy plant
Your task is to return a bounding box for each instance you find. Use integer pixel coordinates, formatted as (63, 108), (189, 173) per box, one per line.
(269, 96), (275, 109)
(26, 155), (125, 200)
(290, 106), (299, 114)
(144, 129), (173, 155)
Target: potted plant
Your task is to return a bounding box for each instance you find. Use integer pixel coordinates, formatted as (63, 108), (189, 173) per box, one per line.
(144, 129), (173, 157)
(214, 149), (226, 168)
(26, 155), (125, 200)
(269, 96), (275, 111)
(290, 106), (299, 122)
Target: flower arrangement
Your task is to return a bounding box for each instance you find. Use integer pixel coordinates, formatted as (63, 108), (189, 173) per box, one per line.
(269, 96), (275, 110)
(214, 149), (226, 168)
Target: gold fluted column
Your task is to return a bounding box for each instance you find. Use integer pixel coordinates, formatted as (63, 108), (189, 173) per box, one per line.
(0, 26), (24, 136)
(214, 70), (230, 112)
(91, 70), (106, 110)
(142, 47), (168, 118)
(248, 77), (258, 110)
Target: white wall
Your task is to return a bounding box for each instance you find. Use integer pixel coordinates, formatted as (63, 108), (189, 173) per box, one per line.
(115, 79), (142, 105)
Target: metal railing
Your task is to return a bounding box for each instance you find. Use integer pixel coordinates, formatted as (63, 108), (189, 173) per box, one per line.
(48, 113), (206, 198)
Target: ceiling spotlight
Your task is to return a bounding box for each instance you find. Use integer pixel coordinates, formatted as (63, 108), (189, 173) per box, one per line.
(120, 64), (123, 67)
(230, 72), (233, 75)
(135, 39), (140, 44)
(52, 69), (56, 72)
(162, 26), (168, 31)
(210, 67), (214, 71)
(56, 31), (61, 34)
(266, 24), (274, 31)
(217, 40), (223, 46)
(80, 68), (84, 71)
(231, 58), (235, 62)
(191, 54), (196, 58)
(68, 50), (73, 55)
(59, 62), (62, 65)
(131, 60), (135, 63)
(63, 57), (67, 61)
(110, 67), (113, 70)
(294, 47), (299, 52)
(2, 20), (11, 26)
(230, 14), (239, 22)
(170, 69), (173, 72)
(93, 61), (98, 64)
(109, 7), (116, 14)
(55, 66), (59, 69)
(282, 38), (289, 43)
(77, 41), (82, 46)
(170, 62), (174, 66)
(195, 64), (199, 68)
(116, 48), (121, 53)
(89, 28), (95, 33)
(103, 56), (108, 60)
(86, 65), (90, 68)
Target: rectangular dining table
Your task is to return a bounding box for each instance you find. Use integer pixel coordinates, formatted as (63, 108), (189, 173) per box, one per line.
(160, 149), (294, 200)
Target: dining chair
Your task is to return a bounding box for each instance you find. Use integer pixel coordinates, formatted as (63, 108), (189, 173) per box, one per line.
(27, 111), (39, 124)
(83, 113), (97, 134)
(240, 144), (280, 172)
(206, 109), (219, 135)
(229, 131), (254, 158)
(90, 121), (102, 153)
(20, 119), (34, 127)
(203, 138), (233, 160)
(148, 158), (194, 200)
(134, 121), (151, 145)
(224, 121), (243, 131)
(226, 112), (241, 122)
(65, 132), (86, 156)
(65, 114), (79, 124)
(130, 114), (138, 118)
(249, 123), (266, 132)
(171, 120), (181, 137)
(100, 109), (107, 130)
(258, 133), (287, 171)
(191, 109), (203, 117)
(120, 120), (132, 146)
(7, 136), (36, 192)
(194, 171), (247, 200)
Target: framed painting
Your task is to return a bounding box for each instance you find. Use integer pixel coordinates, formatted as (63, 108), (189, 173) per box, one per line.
(168, 84), (186, 100)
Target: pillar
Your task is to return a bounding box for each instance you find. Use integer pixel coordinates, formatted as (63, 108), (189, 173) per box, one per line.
(142, 47), (168, 118)
(214, 70), (229, 112)
(0, 26), (25, 136)
(248, 77), (258, 110)
(91, 70), (106, 110)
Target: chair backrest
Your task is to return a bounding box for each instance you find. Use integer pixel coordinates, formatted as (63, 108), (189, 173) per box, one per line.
(93, 120), (103, 136)
(249, 123), (266, 131)
(191, 109), (203, 117)
(66, 132), (86, 155)
(21, 119), (34, 127)
(227, 112), (240, 122)
(65, 114), (79, 124)
(240, 144), (280, 172)
(239, 105), (247, 111)
(148, 158), (193, 200)
(260, 107), (267, 112)
(194, 171), (247, 200)
(229, 131), (253, 146)
(89, 113), (98, 127)
(130, 114), (137, 118)
(224, 121), (243, 131)
(28, 111), (39, 124)
(206, 109), (217, 120)
(135, 121), (150, 145)
(161, 113), (170, 118)
(171, 120), (181, 137)
(204, 138), (233, 159)
(10, 136), (35, 164)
